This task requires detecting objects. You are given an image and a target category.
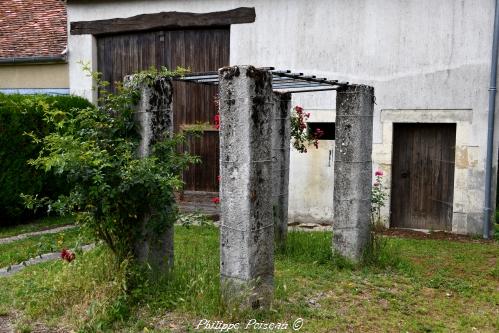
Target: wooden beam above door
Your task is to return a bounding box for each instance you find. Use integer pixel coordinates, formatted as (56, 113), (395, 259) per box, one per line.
(70, 7), (255, 35)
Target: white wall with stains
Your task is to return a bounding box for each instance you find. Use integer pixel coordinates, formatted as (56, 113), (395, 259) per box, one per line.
(67, 0), (497, 234)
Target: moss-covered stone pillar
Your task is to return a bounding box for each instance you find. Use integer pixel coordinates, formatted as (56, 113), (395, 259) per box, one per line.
(333, 84), (374, 261)
(272, 92), (291, 250)
(127, 76), (175, 271)
(218, 65), (274, 309)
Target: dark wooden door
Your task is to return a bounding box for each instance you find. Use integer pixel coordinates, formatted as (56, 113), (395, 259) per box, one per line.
(97, 28), (229, 192)
(391, 123), (456, 230)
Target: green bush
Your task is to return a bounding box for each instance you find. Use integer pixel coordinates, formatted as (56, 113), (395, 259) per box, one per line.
(0, 93), (92, 225)
(25, 67), (197, 263)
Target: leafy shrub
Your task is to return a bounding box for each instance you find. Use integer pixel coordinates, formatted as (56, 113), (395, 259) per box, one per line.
(24, 67), (197, 262)
(0, 93), (92, 224)
(371, 169), (388, 227)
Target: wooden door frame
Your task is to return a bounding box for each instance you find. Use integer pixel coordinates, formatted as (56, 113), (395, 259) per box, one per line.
(94, 28), (229, 192)
(390, 123), (456, 230)
(70, 7), (255, 36)
(374, 109), (473, 234)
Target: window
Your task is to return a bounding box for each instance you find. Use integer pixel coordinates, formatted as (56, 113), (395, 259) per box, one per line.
(307, 122), (335, 140)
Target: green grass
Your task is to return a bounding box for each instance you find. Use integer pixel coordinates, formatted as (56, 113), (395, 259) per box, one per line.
(0, 226), (498, 332)
(0, 226), (92, 268)
(0, 215), (75, 239)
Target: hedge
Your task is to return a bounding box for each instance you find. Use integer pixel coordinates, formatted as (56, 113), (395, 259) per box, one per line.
(0, 93), (93, 225)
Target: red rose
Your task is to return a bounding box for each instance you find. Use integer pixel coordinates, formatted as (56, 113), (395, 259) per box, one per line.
(214, 114), (220, 130)
(61, 248), (75, 262)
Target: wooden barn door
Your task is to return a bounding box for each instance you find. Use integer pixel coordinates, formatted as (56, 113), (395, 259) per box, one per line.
(97, 28), (229, 193)
(391, 123), (456, 230)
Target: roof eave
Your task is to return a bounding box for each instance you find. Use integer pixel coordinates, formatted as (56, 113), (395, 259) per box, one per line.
(0, 54), (67, 65)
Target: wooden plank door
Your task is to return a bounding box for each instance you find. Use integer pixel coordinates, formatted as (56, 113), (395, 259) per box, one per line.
(391, 123), (456, 230)
(97, 28), (229, 192)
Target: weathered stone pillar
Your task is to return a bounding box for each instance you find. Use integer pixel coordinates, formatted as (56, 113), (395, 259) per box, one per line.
(132, 78), (174, 158)
(333, 85), (374, 261)
(271, 92), (291, 250)
(126, 76), (175, 271)
(219, 65), (274, 309)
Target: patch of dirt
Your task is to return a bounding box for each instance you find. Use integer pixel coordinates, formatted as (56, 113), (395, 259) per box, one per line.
(0, 312), (69, 333)
(380, 228), (494, 243)
(0, 313), (13, 333)
(150, 311), (200, 332)
(26, 323), (69, 333)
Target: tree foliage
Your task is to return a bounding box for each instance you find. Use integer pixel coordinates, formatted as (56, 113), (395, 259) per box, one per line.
(0, 93), (92, 224)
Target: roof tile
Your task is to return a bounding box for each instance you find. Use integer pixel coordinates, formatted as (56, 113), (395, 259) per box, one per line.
(0, 0), (67, 58)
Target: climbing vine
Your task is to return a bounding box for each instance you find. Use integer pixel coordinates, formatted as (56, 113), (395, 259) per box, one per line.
(23, 66), (198, 262)
(127, 65), (190, 87)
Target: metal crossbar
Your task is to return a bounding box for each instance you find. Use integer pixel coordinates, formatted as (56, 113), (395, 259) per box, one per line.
(173, 67), (349, 93)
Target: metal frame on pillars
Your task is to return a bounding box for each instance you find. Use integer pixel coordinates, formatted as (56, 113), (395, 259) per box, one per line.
(170, 65), (373, 309)
(173, 67), (349, 93)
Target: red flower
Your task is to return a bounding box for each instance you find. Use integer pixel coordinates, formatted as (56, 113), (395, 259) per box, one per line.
(314, 128), (324, 138)
(214, 113), (220, 130)
(375, 170), (384, 176)
(211, 197), (220, 204)
(61, 248), (75, 263)
(295, 106), (303, 114)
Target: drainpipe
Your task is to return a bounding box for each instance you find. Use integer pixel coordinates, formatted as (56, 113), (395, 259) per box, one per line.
(484, 0), (499, 239)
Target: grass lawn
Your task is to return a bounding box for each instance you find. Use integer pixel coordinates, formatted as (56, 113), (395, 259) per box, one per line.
(0, 216), (75, 239)
(0, 225), (497, 332)
(0, 226), (93, 268)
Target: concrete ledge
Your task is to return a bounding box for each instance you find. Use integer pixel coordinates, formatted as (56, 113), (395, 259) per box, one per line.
(381, 109), (472, 123)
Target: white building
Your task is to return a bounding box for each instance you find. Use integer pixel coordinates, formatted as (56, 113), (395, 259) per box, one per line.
(66, 0), (499, 236)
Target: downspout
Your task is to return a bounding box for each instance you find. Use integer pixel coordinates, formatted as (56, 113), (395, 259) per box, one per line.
(484, 0), (499, 239)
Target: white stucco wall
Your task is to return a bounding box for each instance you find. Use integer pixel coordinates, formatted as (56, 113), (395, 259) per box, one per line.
(67, 0), (497, 234)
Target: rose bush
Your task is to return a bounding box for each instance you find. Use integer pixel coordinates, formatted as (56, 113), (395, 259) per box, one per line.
(23, 67), (198, 262)
(290, 105), (324, 153)
(371, 169), (387, 225)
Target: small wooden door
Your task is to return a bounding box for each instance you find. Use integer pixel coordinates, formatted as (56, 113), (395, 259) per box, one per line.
(97, 28), (229, 192)
(391, 123), (456, 230)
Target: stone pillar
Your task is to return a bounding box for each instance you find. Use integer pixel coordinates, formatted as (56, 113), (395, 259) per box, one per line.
(219, 65), (274, 309)
(333, 85), (374, 261)
(126, 76), (175, 271)
(271, 92), (291, 250)
(132, 78), (174, 158)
